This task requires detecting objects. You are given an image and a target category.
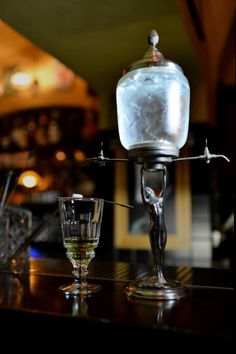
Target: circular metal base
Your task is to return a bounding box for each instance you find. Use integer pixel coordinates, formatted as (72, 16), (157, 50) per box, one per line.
(125, 277), (190, 300)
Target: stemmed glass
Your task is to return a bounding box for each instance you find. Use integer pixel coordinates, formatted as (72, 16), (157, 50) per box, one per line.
(58, 197), (104, 296)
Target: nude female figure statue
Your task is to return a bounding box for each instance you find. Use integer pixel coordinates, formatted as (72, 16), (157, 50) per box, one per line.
(141, 165), (167, 284)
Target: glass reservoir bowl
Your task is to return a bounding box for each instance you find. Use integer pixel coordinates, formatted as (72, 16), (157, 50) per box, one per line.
(116, 65), (190, 158)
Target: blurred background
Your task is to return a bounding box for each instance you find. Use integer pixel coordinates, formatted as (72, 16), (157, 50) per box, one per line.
(0, 0), (235, 268)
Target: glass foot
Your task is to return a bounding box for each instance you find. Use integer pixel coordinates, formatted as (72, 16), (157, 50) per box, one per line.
(59, 282), (102, 297)
(125, 276), (190, 300)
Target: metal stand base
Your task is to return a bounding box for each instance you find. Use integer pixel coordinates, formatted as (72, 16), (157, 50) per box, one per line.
(125, 276), (190, 300)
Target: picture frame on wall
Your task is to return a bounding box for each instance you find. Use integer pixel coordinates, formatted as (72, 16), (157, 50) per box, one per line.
(114, 146), (192, 251)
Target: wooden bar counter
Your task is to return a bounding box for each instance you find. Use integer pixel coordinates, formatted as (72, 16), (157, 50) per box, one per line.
(0, 258), (232, 348)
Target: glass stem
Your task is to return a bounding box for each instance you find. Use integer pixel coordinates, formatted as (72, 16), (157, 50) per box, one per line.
(72, 262), (89, 288)
(141, 165), (167, 284)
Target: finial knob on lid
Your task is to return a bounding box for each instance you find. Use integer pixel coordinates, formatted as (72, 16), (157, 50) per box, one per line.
(148, 29), (159, 47)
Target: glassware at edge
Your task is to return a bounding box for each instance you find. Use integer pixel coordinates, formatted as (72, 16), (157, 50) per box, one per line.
(0, 216), (9, 267)
(58, 197), (104, 296)
(0, 205), (32, 271)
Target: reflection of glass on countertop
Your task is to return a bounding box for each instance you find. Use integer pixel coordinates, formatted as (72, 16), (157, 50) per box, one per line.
(127, 296), (179, 326)
(71, 295), (88, 317)
(0, 275), (24, 307)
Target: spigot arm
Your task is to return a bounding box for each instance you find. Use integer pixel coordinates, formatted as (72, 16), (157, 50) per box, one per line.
(86, 141), (230, 166)
(86, 142), (129, 166)
(173, 141), (230, 164)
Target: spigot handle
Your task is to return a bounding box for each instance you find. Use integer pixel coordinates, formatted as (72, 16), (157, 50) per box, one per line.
(86, 142), (129, 166)
(173, 140), (230, 164)
(203, 144), (230, 163)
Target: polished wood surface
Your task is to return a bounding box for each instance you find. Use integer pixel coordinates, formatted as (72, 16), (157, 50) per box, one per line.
(0, 258), (232, 347)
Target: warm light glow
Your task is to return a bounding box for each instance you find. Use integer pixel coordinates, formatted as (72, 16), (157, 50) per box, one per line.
(34, 60), (75, 91)
(23, 176), (37, 188)
(10, 71), (34, 89)
(18, 170), (41, 188)
(55, 150), (67, 161)
(74, 150), (86, 161)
